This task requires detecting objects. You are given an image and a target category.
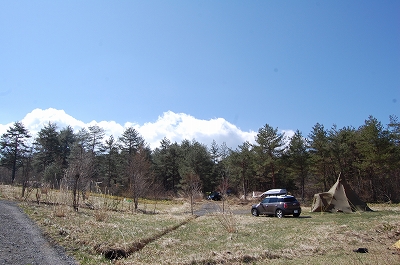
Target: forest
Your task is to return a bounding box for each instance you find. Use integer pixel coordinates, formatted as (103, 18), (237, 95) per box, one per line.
(1, 115), (399, 205)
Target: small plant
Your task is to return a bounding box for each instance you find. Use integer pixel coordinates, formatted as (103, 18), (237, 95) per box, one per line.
(53, 205), (67, 217)
(105, 197), (122, 211)
(214, 212), (237, 233)
(94, 209), (109, 222)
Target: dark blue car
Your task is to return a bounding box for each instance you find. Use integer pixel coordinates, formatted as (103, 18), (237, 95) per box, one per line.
(207, 191), (222, 201)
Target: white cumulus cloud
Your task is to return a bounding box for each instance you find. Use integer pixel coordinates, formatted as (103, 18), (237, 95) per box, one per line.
(0, 108), (260, 150)
(138, 111), (257, 149)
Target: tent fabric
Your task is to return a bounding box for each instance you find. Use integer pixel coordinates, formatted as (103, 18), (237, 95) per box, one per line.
(392, 240), (400, 250)
(311, 176), (372, 213)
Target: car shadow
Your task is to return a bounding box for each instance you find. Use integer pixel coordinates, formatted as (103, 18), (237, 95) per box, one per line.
(285, 215), (312, 219)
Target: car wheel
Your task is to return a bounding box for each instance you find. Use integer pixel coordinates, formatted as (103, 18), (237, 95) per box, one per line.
(251, 208), (259, 216)
(293, 213), (300, 217)
(275, 209), (283, 218)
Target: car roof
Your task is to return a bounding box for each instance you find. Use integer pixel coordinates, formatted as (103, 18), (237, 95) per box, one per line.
(265, 195), (295, 198)
(262, 189), (287, 196)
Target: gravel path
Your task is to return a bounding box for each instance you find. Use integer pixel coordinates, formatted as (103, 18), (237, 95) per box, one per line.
(0, 200), (77, 265)
(194, 201), (249, 216)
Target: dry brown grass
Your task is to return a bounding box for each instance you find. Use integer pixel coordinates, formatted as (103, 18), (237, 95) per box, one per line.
(93, 208), (109, 222)
(53, 204), (68, 217)
(1, 185), (399, 265)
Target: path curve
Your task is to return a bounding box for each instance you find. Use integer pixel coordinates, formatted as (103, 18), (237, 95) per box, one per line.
(0, 200), (77, 265)
(194, 201), (249, 216)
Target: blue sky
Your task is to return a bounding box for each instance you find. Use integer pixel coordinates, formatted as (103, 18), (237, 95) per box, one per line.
(1, 1), (399, 149)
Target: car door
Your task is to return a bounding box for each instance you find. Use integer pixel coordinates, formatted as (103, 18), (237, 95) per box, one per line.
(258, 197), (270, 214)
(267, 197), (279, 214)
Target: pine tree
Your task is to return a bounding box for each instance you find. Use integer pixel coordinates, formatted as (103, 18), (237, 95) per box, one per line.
(33, 122), (62, 183)
(285, 130), (309, 201)
(0, 122), (31, 183)
(253, 124), (286, 189)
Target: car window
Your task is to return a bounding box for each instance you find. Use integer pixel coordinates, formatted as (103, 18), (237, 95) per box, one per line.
(269, 197), (278, 203)
(283, 197), (297, 202)
(261, 198), (270, 203)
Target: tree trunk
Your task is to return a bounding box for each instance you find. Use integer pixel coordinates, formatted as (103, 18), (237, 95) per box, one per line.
(73, 174), (80, 211)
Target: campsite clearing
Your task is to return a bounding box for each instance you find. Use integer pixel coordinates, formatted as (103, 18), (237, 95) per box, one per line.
(21, 202), (400, 264)
(1, 185), (399, 264)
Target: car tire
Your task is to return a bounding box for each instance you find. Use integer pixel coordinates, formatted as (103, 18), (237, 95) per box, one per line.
(251, 208), (259, 217)
(275, 209), (283, 218)
(293, 213), (300, 217)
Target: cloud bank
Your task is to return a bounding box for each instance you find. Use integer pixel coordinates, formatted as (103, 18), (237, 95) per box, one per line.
(0, 108), (295, 150)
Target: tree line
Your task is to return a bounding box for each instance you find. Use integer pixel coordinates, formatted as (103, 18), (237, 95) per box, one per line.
(1, 115), (399, 205)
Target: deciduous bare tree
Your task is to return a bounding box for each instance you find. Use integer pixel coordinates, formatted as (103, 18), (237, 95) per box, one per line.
(65, 144), (94, 211)
(21, 144), (34, 198)
(180, 171), (202, 215)
(218, 176), (229, 213)
(127, 145), (152, 212)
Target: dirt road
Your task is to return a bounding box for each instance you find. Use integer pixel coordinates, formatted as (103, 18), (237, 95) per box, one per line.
(0, 200), (77, 265)
(194, 201), (250, 216)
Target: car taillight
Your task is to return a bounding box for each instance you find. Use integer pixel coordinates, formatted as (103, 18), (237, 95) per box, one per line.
(284, 203), (288, 208)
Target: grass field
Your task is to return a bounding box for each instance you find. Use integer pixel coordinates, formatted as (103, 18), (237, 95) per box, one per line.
(1, 185), (399, 264)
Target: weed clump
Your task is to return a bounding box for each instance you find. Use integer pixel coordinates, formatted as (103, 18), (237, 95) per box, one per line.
(213, 212), (237, 233)
(93, 209), (109, 222)
(53, 205), (67, 217)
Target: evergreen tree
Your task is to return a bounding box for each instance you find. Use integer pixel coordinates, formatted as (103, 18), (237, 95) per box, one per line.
(119, 127), (145, 190)
(87, 125), (106, 188)
(327, 125), (359, 181)
(179, 139), (213, 193)
(58, 126), (76, 170)
(388, 115), (400, 146)
(285, 130), (309, 201)
(308, 123), (332, 191)
(33, 122), (62, 183)
(119, 127), (144, 156)
(209, 140), (220, 164)
(152, 138), (181, 194)
(387, 115), (400, 202)
(0, 122), (31, 183)
(100, 135), (120, 189)
(357, 116), (393, 201)
(208, 140), (225, 192)
(87, 125), (105, 155)
(228, 141), (255, 199)
(253, 124), (286, 189)
(75, 128), (91, 151)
